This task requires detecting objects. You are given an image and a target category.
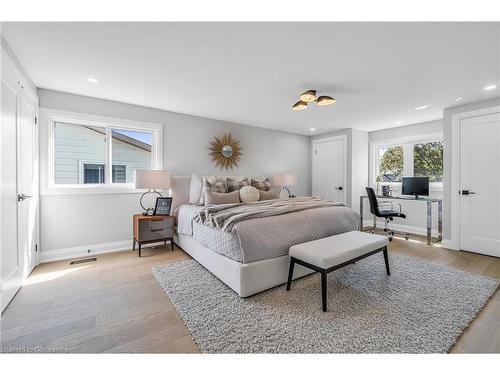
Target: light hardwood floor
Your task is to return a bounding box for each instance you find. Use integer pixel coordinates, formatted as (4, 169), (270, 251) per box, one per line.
(1, 237), (499, 353)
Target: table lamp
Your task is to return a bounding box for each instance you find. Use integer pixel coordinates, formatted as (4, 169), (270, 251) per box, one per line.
(135, 170), (171, 215)
(272, 173), (297, 198)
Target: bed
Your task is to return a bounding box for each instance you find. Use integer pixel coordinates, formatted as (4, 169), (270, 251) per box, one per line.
(170, 176), (360, 297)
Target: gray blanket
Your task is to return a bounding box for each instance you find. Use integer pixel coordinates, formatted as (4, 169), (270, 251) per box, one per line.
(193, 196), (345, 232)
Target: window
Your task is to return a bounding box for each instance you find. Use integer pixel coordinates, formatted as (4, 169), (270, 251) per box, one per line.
(47, 111), (162, 192)
(373, 138), (443, 186)
(83, 164), (105, 184)
(377, 145), (403, 182)
(413, 142), (443, 182)
(111, 129), (152, 183)
(112, 165), (127, 183)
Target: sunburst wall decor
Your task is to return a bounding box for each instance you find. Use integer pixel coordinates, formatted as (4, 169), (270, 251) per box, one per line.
(208, 133), (243, 170)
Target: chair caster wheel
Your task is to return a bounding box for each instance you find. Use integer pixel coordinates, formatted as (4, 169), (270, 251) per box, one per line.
(405, 235), (409, 240)
(370, 230), (375, 234)
(388, 237), (393, 242)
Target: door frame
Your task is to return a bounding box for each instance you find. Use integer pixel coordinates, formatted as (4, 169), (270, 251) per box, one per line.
(312, 135), (348, 204)
(449, 105), (500, 251)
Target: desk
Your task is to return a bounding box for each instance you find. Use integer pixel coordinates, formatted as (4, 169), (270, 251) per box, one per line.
(359, 195), (442, 245)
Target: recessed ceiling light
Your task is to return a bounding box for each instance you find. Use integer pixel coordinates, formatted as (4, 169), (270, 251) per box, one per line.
(484, 84), (497, 91)
(310, 128), (316, 132)
(87, 78), (99, 84)
(455, 97), (463, 102)
(394, 121), (402, 125)
(414, 104), (431, 110)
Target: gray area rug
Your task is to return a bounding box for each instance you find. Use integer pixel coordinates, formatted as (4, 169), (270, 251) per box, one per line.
(152, 254), (498, 353)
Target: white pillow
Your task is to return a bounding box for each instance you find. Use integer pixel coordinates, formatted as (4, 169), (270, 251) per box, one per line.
(239, 186), (260, 203)
(188, 173), (203, 204)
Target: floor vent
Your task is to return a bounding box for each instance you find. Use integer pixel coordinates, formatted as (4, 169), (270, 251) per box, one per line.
(70, 257), (97, 265)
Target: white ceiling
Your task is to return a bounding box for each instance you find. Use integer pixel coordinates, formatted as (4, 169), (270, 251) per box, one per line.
(3, 22), (499, 135)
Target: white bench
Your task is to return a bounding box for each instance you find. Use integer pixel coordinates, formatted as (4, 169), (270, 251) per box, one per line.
(286, 231), (390, 312)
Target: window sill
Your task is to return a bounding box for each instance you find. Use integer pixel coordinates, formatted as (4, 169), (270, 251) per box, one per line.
(40, 184), (157, 196)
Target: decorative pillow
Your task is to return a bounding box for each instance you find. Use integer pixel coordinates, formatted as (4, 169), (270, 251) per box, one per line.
(205, 190), (240, 205)
(226, 177), (251, 192)
(239, 186), (260, 203)
(188, 173), (203, 204)
(251, 177), (271, 191)
(258, 188), (280, 201)
(199, 177), (227, 205)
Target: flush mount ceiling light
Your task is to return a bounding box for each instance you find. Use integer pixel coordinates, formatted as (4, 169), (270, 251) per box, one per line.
(300, 90), (317, 103)
(484, 84), (497, 91)
(292, 101), (308, 111)
(316, 96), (336, 106)
(87, 77), (99, 83)
(292, 89), (335, 111)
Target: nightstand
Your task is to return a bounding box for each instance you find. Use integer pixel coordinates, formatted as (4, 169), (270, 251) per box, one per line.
(133, 214), (175, 257)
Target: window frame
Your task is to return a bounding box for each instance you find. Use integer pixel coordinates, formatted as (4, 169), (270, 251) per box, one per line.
(370, 133), (443, 192)
(42, 109), (163, 195)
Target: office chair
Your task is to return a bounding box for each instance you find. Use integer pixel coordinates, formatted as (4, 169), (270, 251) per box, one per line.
(365, 187), (410, 241)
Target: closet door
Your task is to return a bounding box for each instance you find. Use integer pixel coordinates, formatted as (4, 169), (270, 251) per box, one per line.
(1, 66), (22, 312)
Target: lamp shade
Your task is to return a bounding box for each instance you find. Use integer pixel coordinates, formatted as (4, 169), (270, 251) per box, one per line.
(135, 170), (171, 190)
(272, 173), (297, 187)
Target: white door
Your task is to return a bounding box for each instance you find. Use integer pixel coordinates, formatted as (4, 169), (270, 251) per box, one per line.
(17, 90), (39, 276)
(313, 137), (346, 203)
(1, 68), (22, 312)
(459, 113), (500, 257)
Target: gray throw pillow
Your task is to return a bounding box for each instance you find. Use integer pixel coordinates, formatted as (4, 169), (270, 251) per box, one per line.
(258, 188), (280, 201)
(251, 177), (271, 191)
(199, 177), (227, 205)
(205, 190), (241, 205)
(226, 177), (250, 192)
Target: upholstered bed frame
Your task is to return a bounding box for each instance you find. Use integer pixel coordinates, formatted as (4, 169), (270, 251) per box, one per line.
(170, 176), (313, 297)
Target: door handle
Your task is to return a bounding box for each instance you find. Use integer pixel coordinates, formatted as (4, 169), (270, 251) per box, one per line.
(460, 190), (477, 195)
(17, 193), (33, 202)
(334, 187), (343, 191)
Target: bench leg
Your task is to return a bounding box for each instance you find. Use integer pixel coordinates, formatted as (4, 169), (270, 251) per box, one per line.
(286, 258), (295, 291)
(383, 246), (390, 275)
(321, 270), (327, 312)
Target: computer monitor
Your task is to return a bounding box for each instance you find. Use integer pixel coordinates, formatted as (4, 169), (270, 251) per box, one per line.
(402, 177), (429, 198)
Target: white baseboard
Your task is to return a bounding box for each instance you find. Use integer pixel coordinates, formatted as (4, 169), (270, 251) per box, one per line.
(40, 239), (172, 263)
(363, 220), (439, 237)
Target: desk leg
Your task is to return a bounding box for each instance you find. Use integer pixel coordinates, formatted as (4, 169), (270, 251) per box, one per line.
(359, 196), (364, 230)
(426, 201), (432, 245)
(438, 200), (443, 242)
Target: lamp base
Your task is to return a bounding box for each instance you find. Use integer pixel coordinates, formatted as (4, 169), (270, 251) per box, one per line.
(280, 186), (296, 198)
(140, 189), (163, 215)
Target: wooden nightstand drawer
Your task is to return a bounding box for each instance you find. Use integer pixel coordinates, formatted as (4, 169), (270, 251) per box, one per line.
(139, 217), (173, 232)
(138, 227), (174, 241)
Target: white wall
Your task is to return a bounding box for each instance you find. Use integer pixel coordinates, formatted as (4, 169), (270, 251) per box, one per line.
(39, 89), (311, 260)
(367, 119), (443, 235)
(442, 97), (500, 243)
